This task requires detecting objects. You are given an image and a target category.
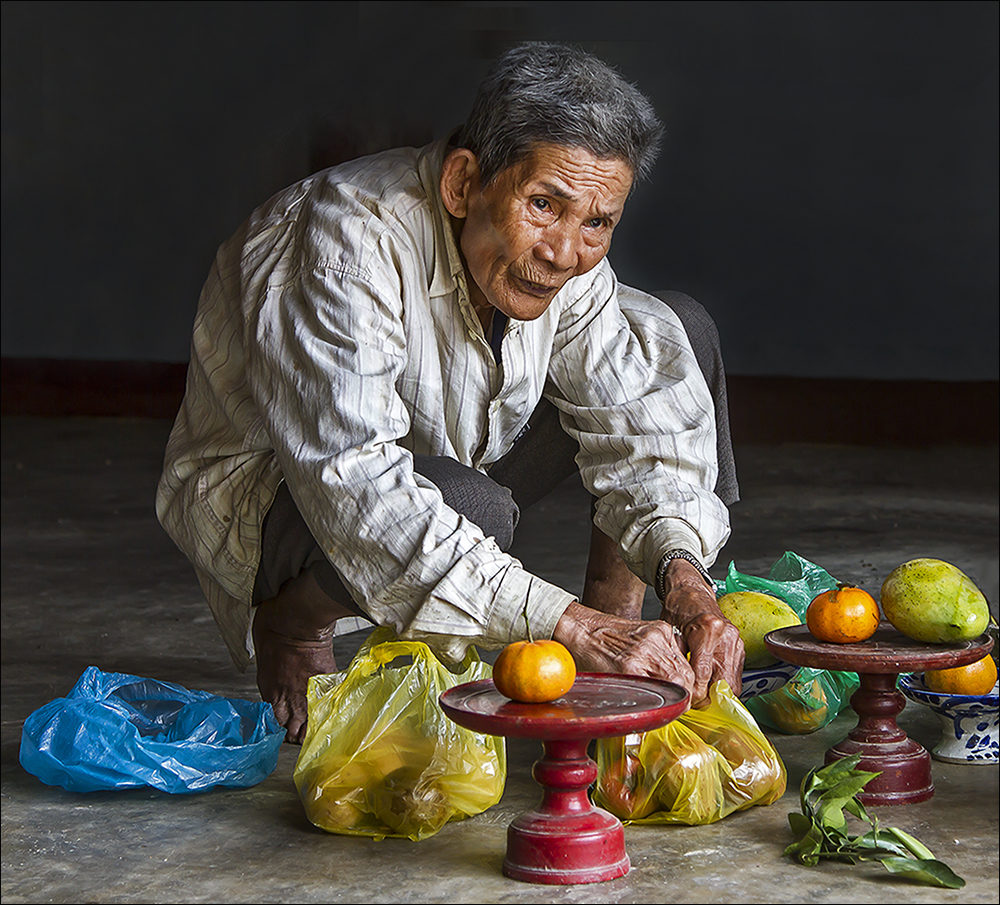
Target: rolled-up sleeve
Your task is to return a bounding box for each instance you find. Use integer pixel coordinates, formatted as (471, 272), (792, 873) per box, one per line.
(544, 268), (731, 586)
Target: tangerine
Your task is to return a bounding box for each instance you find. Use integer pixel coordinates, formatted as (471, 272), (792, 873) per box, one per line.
(924, 655), (997, 696)
(493, 637), (576, 703)
(806, 584), (880, 644)
(494, 589), (577, 703)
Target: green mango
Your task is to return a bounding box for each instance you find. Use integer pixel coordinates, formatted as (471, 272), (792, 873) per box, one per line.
(880, 558), (989, 643)
(718, 591), (801, 668)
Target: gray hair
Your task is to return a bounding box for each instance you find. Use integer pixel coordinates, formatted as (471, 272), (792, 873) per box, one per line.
(458, 42), (664, 187)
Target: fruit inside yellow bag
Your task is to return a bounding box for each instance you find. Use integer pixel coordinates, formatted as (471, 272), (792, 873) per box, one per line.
(746, 667), (859, 734)
(293, 627), (506, 841)
(593, 680), (786, 825)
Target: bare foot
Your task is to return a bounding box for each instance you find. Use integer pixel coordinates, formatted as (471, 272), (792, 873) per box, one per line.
(251, 569), (353, 744)
(581, 524), (647, 619)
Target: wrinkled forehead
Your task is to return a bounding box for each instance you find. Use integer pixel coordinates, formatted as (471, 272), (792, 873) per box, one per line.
(498, 143), (634, 207)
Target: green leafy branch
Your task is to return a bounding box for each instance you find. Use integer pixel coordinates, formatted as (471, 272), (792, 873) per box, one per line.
(784, 754), (965, 889)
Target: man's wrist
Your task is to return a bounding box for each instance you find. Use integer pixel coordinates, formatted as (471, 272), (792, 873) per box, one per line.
(655, 549), (714, 601)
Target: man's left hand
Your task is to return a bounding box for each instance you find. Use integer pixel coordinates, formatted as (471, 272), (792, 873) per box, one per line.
(659, 557), (744, 703)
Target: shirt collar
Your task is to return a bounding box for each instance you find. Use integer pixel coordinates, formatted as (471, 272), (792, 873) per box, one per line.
(417, 133), (467, 301)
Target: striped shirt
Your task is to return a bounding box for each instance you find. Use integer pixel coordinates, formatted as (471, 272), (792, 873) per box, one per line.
(155, 137), (730, 671)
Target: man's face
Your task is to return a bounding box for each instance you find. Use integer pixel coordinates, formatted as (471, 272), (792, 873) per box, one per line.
(449, 143), (633, 321)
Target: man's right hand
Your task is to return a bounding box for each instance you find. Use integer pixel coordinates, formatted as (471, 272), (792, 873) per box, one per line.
(551, 601), (696, 694)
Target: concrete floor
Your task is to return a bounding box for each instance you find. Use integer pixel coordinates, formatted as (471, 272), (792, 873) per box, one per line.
(2, 416), (998, 904)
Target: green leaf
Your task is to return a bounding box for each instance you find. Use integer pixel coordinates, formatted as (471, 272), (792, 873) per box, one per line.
(787, 812), (813, 837)
(878, 857), (966, 889)
(855, 839), (912, 860)
(784, 756), (965, 888)
(818, 769), (883, 803)
(883, 826), (936, 861)
(784, 820), (826, 866)
(802, 757), (877, 806)
(811, 754), (865, 785)
(812, 772), (881, 829)
(843, 795), (870, 823)
(799, 767), (821, 814)
(800, 756), (863, 811)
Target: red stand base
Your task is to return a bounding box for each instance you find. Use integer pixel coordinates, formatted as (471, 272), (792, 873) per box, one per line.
(502, 738), (629, 885)
(765, 625), (994, 806)
(439, 674), (690, 885)
(824, 672), (934, 805)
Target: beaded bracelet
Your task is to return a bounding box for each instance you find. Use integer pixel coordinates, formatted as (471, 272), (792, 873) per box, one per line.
(655, 549), (714, 601)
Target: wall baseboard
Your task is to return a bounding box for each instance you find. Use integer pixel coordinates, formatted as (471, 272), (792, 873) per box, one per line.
(2, 358), (997, 446)
(2, 358), (189, 420)
(726, 375), (998, 446)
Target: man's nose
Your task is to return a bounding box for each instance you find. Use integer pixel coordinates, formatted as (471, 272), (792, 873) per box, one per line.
(537, 223), (583, 271)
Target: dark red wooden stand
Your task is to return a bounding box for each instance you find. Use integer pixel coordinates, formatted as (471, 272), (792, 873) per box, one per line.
(765, 624), (994, 805)
(440, 674), (688, 885)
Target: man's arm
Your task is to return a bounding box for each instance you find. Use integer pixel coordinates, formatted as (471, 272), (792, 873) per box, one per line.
(657, 557), (744, 701)
(544, 276), (740, 700)
(550, 557), (743, 704)
(551, 600), (695, 690)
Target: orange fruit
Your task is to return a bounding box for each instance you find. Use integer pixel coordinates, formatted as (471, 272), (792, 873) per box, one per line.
(806, 584), (880, 644)
(596, 751), (656, 820)
(493, 637), (576, 703)
(758, 677), (830, 734)
(924, 655), (998, 696)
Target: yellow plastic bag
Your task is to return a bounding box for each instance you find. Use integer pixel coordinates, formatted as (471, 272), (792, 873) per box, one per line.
(293, 627), (506, 841)
(593, 681), (786, 825)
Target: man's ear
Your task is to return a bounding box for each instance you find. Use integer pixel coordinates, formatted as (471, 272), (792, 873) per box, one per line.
(439, 148), (479, 219)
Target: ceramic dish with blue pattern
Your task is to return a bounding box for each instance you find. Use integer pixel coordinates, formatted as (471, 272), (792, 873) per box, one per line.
(899, 672), (999, 764)
(739, 661), (798, 702)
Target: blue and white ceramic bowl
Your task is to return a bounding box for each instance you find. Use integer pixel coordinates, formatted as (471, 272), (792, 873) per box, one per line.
(739, 661), (799, 702)
(899, 672), (999, 764)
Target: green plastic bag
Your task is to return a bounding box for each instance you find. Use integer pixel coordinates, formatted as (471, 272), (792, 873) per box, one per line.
(748, 666), (860, 734)
(713, 550), (839, 614)
(293, 627), (506, 841)
(718, 552), (860, 734)
(593, 681), (786, 825)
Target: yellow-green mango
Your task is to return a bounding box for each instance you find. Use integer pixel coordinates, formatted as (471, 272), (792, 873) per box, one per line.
(880, 558), (989, 643)
(717, 591), (801, 668)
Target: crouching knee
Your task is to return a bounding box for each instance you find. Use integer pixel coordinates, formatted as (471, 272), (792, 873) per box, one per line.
(412, 454), (519, 551)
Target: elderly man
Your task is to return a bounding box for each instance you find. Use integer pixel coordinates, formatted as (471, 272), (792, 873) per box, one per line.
(157, 42), (743, 743)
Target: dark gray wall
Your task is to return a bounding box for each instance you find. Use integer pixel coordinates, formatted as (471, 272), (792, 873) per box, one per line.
(3, 1), (997, 379)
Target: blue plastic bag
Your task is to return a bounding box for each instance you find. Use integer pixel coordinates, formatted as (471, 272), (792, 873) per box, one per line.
(19, 666), (285, 793)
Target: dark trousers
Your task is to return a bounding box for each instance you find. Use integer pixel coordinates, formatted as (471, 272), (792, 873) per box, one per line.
(252, 291), (737, 609)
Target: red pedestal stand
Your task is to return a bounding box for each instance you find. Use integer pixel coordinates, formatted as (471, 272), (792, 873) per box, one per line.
(765, 625), (994, 805)
(440, 673), (689, 885)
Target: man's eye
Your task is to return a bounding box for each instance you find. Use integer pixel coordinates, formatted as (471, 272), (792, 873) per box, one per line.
(587, 218), (607, 230)
(532, 198), (551, 212)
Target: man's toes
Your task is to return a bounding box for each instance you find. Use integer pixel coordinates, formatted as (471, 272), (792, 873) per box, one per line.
(265, 698), (288, 729)
(285, 714), (307, 745)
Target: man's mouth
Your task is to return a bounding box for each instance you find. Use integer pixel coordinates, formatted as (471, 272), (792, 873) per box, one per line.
(513, 275), (557, 298)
